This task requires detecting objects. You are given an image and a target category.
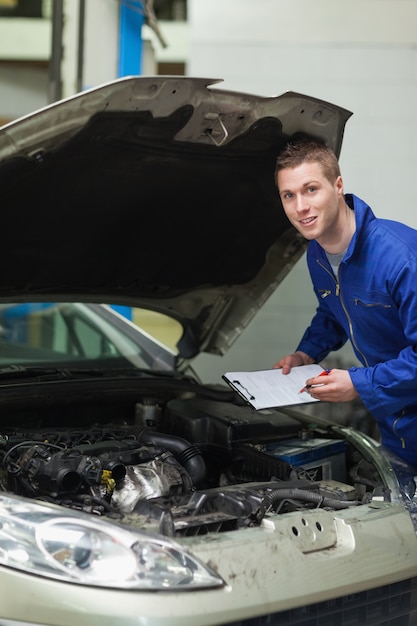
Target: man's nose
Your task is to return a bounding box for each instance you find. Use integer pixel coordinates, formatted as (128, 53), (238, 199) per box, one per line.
(295, 194), (308, 212)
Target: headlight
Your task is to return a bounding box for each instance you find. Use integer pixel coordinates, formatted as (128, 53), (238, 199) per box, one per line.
(0, 494), (224, 590)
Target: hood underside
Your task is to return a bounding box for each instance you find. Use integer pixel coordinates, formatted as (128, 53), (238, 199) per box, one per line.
(0, 76), (352, 357)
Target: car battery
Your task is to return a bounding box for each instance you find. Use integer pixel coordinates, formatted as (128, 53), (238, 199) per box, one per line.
(265, 438), (346, 482)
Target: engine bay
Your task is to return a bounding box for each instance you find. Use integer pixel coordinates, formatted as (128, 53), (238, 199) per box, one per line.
(0, 386), (389, 537)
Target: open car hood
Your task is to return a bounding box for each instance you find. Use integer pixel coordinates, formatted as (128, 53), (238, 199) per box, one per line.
(0, 76), (352, 358)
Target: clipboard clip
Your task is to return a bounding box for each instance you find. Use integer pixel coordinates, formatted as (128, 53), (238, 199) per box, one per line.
(232, 380), (255, 401)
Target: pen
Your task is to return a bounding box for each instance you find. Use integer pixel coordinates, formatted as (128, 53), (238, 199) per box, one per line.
(299, 369), (331, 394)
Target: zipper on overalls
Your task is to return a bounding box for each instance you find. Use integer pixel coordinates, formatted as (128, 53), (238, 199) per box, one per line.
(393, 414), (407, 448)
(316, 260), (339, 299)
(316, 258), (368, 366)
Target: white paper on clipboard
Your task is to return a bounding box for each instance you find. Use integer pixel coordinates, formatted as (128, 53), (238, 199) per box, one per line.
(222, 364), (325, 410)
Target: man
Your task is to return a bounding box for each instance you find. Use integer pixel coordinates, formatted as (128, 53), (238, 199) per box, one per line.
(273, 137), (417, 468)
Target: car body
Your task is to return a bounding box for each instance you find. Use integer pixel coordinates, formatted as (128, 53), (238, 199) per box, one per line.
(0, 76), (416, 626)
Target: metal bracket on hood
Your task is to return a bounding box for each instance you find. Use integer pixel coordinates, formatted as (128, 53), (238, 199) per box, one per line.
(204, 112), (229, 146)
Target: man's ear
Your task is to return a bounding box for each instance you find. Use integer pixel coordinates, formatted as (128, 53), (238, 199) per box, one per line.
(335, 175), (344, 196)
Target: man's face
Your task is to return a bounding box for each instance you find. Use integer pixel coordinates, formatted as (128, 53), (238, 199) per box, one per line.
(277, 161), (344, 246)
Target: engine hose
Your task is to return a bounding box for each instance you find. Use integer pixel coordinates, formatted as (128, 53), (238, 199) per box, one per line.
(137, 428), (206, 486)
(256, 488), (360, 522)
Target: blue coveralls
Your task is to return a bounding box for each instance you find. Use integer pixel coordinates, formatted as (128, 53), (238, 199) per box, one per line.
(296, 194), (417, 466)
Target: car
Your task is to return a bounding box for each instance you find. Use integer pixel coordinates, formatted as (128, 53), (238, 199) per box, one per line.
(0, 75), (416, 626)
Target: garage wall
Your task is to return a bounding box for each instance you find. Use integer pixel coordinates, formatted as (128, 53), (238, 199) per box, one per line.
(1, 1), (416, 384)
(186, 0), (417, 382)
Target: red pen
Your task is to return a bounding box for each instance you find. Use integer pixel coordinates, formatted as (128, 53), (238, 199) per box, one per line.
(299, 369), (331, 394)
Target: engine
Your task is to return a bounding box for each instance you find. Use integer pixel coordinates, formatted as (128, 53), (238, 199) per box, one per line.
(0, 393), (387, 537)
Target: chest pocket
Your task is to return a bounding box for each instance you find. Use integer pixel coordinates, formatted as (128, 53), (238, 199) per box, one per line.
(352, 287), (394, 310)
(348, 286), (402, 342)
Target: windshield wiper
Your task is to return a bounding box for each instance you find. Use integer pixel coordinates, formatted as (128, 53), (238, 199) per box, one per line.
(0, 365), (180, 381)
(0, 365), (107, 380)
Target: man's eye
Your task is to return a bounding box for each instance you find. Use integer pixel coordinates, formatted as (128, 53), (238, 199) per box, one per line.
(307, 187), (316, 193)
(283, 192), (293, 199)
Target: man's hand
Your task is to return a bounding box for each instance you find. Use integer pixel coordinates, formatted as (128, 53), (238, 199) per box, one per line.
(273, 350), (314, 374)
(303, 369), (359, 403)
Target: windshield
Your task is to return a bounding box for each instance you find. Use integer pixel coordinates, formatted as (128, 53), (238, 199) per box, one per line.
(0, 303), (178, 371)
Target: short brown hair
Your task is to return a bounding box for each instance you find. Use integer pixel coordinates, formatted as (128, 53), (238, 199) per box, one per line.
(276, 138), (340, 184)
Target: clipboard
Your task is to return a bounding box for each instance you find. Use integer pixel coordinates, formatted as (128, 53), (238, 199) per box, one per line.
(222, 364), (325, 410)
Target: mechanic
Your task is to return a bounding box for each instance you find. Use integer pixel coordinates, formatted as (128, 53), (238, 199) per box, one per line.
(272, 137), (417, 468)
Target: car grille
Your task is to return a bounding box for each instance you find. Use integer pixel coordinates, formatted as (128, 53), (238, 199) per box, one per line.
(223, 577), (417, 625)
